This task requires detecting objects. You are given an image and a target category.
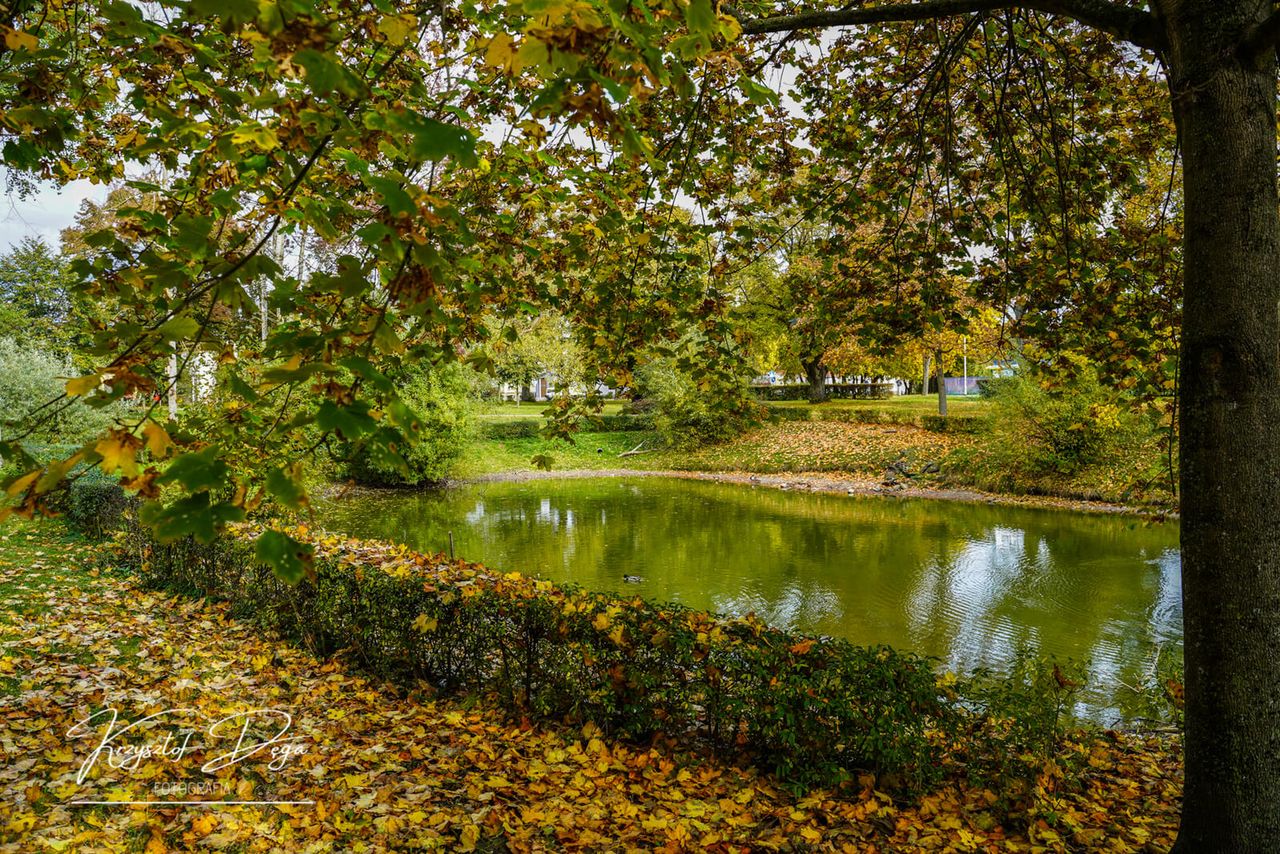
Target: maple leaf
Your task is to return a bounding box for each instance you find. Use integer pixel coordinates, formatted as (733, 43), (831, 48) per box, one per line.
(95, 429), (143, 477)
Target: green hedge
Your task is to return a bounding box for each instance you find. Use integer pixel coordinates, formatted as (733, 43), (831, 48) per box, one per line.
(918, 415), (985, 434)
(118, 520), (1094, 799)
(63, 473), (129, 539)
(125, 523), (958, 791)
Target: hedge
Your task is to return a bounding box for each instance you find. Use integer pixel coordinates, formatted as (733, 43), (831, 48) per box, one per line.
(122, 521), (961, 791)
(918, 414), (985, 434)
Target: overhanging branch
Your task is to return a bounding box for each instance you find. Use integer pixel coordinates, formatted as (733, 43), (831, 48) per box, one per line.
(1240, 10), (1280, 65)
(736, 0), (1164, 52)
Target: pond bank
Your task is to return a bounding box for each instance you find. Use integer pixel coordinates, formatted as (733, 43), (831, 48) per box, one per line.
(450, 467), (1176, 520)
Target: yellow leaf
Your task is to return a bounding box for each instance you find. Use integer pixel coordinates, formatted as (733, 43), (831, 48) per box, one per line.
(65, 373), (101, 396)
(411, 614), (438, 633)
(459, 823), (480, 852)
(485, 33), (522, 73)
(143, 421), (175, 459)
(377, 14), (417, 45)
(4, 469), (39, 497)
(3, 28), (38, 51)
(191, 814), (216, 836)
(95, 431), (142, 477)
(144, 829), (167, 854)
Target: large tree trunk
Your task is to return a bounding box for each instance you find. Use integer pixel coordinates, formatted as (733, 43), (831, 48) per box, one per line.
(934, 350), (947, 416)
(801, 357), (827, 402)
(1166, 1), (1280, 848)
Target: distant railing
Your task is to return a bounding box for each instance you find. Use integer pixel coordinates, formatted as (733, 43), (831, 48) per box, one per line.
(749, 382), (895, 401)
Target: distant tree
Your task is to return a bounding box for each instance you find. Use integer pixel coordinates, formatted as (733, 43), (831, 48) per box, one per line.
(0, 237), (74, 350)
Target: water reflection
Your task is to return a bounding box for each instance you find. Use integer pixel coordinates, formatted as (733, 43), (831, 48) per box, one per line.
(316, 477), (1182, 721)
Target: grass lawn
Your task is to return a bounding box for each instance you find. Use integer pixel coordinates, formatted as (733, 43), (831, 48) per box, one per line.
(456, 430), (671, 476)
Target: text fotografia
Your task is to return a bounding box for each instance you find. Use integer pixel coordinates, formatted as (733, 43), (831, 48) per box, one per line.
(153, 779), (233, 798)
(65, 707), (308, 789)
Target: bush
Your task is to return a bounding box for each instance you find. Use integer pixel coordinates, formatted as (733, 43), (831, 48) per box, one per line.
(983, 374), (1147, 477)
(954, 651), (1089, 807)
(122, 521), (1105, 802)
(0, 442), (128, 539)
(0, 337), (121, 445)
(64, 470), (129, 539)
(919, 414), (984, 434)
(128, 523), (956, 792)
(637, 359), (762, 448)
(347, 362), (473, 486)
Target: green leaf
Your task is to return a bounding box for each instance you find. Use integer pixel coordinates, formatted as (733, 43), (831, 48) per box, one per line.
(157, 316), (201, 341)
(365, 175), (416, 218)
(140, 493), (245, 544)
(368, 109), (476, 165)
(293, 48), (360, 97)
(190, 0), (259, 29)
(400, 113), (475, 164)
(255, 529), (314, 584)
(157, 446), (228, 492)
(684, 0), (715, 36)
(265, 464), (308, 510)
(316, 400), (377, 440)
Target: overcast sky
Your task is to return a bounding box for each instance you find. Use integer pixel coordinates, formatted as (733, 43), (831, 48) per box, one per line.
(1, 179), (107, 251)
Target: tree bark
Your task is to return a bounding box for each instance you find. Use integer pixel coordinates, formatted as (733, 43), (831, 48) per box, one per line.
(1165, 1), (1280, 847)
(802, 357), (827, 402)
(934, 350), (947, 416)
(922, 353), (932, 396)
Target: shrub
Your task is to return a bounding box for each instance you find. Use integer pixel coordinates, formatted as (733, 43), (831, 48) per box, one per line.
(918, 414), (985, 434)
(955, 651), (1089, 807)
(127, 522), (957, 792)
(347, 362), (473, 486)
(64, 470), (129, 539)
(637, 359), (762, 448)
(0, 442), (128, 539)
(982, 373), (1149, 477)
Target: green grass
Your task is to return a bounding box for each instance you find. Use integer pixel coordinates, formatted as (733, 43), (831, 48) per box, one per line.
(456, 430), (673, 476)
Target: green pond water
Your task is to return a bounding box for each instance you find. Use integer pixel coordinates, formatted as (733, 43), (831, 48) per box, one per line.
(316, 476), (1181, 721)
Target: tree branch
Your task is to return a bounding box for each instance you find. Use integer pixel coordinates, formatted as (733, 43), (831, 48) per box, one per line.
(1240, 10), (1280, 65)
(735, 0), (1164, 52)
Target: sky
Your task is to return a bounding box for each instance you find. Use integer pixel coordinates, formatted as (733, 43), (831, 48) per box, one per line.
(1, 179), (107, 251)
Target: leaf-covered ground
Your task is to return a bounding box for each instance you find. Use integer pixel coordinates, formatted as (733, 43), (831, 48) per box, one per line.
(461, 415), (1174, 510)
(1, 521), (1182, 852)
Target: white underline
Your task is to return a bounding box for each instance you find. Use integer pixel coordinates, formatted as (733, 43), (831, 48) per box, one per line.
(69, 800), (314, 806)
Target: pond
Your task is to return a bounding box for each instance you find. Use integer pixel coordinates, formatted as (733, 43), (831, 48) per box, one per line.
(316, 476), (1181, 722)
